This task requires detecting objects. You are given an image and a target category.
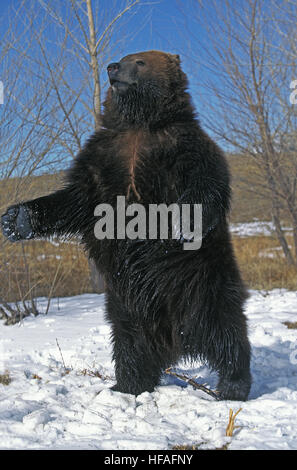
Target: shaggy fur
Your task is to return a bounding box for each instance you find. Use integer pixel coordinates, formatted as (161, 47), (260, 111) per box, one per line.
(1, 51), (251, 400)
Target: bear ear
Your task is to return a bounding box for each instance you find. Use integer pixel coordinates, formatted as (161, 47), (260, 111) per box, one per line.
(167, 53), (181, 66)
(173, 54), (180, 64)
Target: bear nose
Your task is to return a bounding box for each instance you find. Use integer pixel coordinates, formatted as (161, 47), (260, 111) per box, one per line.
(107, 62), (120, 76)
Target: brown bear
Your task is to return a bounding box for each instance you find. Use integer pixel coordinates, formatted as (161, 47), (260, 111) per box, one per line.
(1, 51), (251, 400)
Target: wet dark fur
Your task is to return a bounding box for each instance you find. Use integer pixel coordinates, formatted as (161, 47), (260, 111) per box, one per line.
(1, 51), (251, 400)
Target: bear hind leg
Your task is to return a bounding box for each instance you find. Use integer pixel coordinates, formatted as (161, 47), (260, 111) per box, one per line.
(184, 301), (251, 401)
(206, 314), (251, 401)
(107, 293), (176, 395)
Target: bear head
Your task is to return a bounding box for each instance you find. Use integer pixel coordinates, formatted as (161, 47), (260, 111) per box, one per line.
(103, 50), (190, 127)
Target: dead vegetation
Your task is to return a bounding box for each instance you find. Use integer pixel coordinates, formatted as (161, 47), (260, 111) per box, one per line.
(225, 408), (242, 437)
(172, 407), (243, 450)
(0, 370), (12, 386)
(165, 368), (219, 400)
(1, 230), (295, 306)
(283, 321), (297, 330)
(0, 236), (91, 303)
(233, 234), (297, 290)
(0, 173), (93, 305)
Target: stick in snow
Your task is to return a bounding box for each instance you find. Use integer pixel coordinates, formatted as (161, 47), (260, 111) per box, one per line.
(165, 368), (220, 400)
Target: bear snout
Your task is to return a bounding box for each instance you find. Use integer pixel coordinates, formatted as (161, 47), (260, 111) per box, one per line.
(107, 63), (121, 84)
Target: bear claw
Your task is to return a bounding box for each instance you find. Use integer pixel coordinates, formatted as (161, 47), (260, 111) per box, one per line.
(1, 204), (34, 242)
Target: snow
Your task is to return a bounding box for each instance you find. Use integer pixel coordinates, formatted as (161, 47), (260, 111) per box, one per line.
(0, 290), (297, 450)
(230, 221), (292, 237)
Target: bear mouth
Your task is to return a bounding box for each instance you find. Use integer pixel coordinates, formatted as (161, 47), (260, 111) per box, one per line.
(110, 79), (134, 95)
(110, 78), (129, 87)
(110, 78), (137, 89)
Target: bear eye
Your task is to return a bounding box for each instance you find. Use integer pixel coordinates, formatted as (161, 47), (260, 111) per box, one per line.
(136, 60), (145, 66)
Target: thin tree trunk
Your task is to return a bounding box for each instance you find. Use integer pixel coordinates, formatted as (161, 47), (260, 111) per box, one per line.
(289, 216), (297, 263)
(85, 0), (105, 291)
(272, 210), (295, 266)
(86, 0), (102, 130)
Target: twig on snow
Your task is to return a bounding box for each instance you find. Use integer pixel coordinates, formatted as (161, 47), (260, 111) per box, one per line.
(165, 368), (220, 400)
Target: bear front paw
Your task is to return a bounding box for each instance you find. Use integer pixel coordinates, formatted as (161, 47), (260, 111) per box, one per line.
(1, 204), (34, 242)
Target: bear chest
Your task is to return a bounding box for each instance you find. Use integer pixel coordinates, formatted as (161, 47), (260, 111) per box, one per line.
(115, 130), (171, 202)
(117, 130), (145, 201)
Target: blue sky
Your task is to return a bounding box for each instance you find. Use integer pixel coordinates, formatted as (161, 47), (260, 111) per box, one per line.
(0, 0), (261, 165)
(114, 0), (194, 54)
(100, 0), (206, 95)
(0, 0), (218, 173)
(0, 0), (206, 107)
(1, 0), (291, 163)
(0, 0), (197, 58)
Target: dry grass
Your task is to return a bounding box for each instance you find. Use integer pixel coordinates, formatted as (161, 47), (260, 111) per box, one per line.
(172, 408), (243, 451)
(31, 374), (42, 380)
(172, 444), (200, 450)
(225, 408), (242, 437)
(78, 368), (113, 381)
(1, 226), (296, 304)
(283, 321), (297, 330)
(0, 172), (93, 303)
(0, 237), (92, 302)
(0, 370), (12, 386)
(232, 234), (297, 290)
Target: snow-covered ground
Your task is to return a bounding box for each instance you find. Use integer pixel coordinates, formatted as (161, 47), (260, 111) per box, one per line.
(0, 290), (297, 450)
(230, 220), (292, 237)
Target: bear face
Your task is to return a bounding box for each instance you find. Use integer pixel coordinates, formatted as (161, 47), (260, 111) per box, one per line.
(104, 51), (189, 127)
(107, 51), (182, 95)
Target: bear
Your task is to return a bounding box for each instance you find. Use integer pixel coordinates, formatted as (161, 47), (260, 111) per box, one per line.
(1, 51), (251, 400)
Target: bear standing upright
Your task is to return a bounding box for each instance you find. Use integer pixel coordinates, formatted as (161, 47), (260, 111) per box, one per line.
(1, 51), (251, 400)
